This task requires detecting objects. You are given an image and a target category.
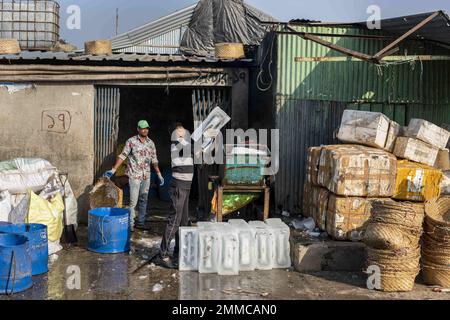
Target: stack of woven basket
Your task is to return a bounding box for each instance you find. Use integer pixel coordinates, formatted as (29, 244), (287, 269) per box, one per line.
(363, 200), (425, 292)
(423, 197), (450, 287)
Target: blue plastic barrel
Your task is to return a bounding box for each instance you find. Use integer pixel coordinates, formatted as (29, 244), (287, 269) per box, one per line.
(88, 208), (130, 254)
(0, 224), (48, 276)
(0, 233), (32, 295)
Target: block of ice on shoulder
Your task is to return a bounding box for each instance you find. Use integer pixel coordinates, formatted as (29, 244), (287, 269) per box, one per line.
(179, 227), (199, 271)
(198, 227), (220, 274)
(217, 225), (240, 276)
(249, 221), (275, 270)
(265, 220), (291, 269)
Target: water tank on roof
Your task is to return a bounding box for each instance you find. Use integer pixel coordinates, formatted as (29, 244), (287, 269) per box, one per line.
(0, 0), (60, 50)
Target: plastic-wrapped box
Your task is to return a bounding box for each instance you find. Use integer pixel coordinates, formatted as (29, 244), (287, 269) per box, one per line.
(337, 110), (393, 149)
(394, 137), (439, 167)
(326, 194), (373, 241)
(318, 145), (397, 197)
(394, 160), (442, 202)
(406, 119), (450, 150)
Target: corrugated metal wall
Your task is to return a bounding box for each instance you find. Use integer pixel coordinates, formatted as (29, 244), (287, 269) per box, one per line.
(94, 86), (121, 179)
(272, 25), (450, 214)
(276, 25), (450, 105)
(275, 98), (347, 213)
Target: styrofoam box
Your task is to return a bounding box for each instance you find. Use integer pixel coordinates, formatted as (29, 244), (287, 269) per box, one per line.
(265, 219), (292, 269)
(249, 221), (275, 270)
(337, 110), (390, 149)
(406, 119), (450, 150)
(228, 220), (257, 271)
(179, 227), (199, 271)
(217, 225), (240, 276)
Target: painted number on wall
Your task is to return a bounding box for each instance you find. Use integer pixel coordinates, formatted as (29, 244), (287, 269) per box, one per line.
(42, 110), (72, 133)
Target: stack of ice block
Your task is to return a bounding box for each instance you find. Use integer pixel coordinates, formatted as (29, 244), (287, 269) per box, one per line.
(179, 219), (291, 275)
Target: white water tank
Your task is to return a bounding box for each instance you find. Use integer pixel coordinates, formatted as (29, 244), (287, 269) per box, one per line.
(0, 0), (60, 50)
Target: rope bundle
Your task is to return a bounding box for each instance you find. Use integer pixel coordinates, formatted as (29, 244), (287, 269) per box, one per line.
(423, 197), (450, 287)
(363, 200), (424, 292)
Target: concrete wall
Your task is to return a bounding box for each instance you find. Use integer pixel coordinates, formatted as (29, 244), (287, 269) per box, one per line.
(0, 83), (95, 223)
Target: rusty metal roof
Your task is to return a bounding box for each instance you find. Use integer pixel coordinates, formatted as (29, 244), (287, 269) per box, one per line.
(0, 51), (253, 65)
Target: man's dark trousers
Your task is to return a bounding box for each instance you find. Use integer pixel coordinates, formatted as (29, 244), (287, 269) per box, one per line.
(160, 179), (191, 258)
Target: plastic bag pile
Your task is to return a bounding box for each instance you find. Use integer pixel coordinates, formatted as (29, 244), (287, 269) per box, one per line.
(0, 158), (78, 254)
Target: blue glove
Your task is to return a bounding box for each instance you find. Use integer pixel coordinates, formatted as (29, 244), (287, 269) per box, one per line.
(104, 170), (115, 179)
(157, 173), (165, 186)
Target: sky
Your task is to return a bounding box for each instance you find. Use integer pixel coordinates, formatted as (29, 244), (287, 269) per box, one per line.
(57, 0), (450, 48)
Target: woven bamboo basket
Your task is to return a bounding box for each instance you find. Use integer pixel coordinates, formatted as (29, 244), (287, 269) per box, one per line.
(85, 40), (112, 55)
(215, 43), (245, 59)
(0, 39), (21, 54)
(378, 270), (419, 292)
(368, 247), (421, 271)
(424, 204), (450, 242)
(422, 262), (450, 287)
(364, 222), (422, 250)
(370, 200), (425, 228)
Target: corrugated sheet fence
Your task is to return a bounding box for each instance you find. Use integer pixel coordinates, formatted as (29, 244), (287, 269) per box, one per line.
(94, 86), (121, 180)
(275, 97), (347, 213)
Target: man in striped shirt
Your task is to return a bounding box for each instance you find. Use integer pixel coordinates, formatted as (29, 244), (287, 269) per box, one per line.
(158, 123), (194, 268)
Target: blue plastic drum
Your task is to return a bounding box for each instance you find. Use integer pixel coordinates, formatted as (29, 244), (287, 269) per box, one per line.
(88, 208), (131, 254)
(0, 224), (49, 276)
(0, 233), (32, 295)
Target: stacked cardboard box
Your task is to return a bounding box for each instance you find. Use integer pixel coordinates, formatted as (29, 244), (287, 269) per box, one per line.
(303, 143), (397, 241)
(303, 110), (450, 241)
(394, 119), (450, 166)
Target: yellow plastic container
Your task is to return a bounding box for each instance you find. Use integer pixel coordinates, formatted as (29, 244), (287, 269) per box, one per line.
(394, 160), (443, 202)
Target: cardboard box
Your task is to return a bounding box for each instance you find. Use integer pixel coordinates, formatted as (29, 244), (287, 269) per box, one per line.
(337, 110), (391, 149)
(306, 146), (322, 186)
(394, 160), (442, 202)
(384, 120), (401, 152)
(434, 149), (450, 171)
(394, 136), (439, 167)
(302, 183), (329, 230)
(326, 194), (373, 241)
(406, 119), (450, 150)
(318, 145), (397, 197)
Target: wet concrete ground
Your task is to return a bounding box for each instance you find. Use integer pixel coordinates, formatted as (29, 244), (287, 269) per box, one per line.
(1, 201), (449, 300)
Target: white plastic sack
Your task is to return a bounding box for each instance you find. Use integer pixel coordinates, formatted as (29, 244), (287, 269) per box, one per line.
(48, 240), (63, 255)
(40, 173), (78, 228)
(63, 181), (78, 228)
(0, 158), (57, 194)
(0, 190), (11, 222)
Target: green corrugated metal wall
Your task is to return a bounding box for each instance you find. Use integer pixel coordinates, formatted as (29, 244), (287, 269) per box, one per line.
(272, 25), (450, 213)
(276, 25), (450, 105)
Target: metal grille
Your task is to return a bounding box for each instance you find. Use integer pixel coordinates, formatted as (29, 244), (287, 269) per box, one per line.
(94, 86), (121, 179)
(192, 88), (231, 129)
(0, 0), (60, 50)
